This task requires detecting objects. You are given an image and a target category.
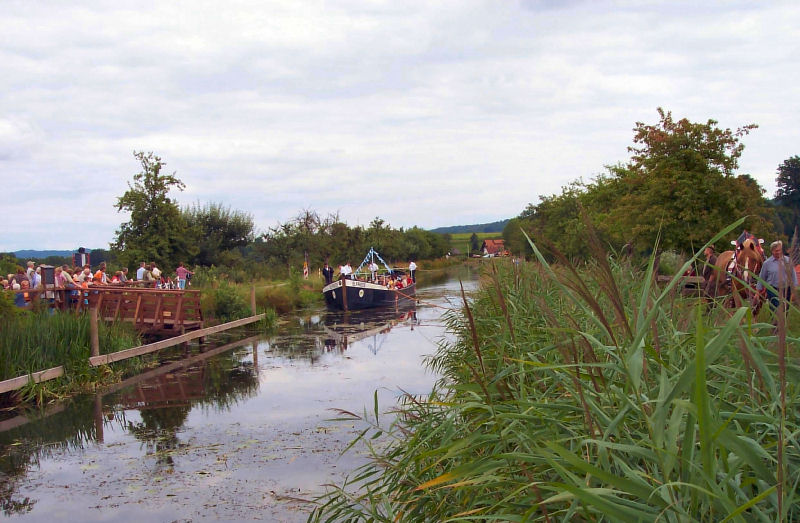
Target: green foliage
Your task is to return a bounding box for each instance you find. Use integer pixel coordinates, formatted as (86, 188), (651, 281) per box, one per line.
(657, 249), (684, 276)
(518, 109), (777, 259)
(202, 282), (250, 323)
(0, 311), (140, 397)
(0, 253), (19, 278)
(111, 151), (197, 271)
(469, 232), (480, 252)
(255, 210), (449, 272)
(0, 291), (18, 320)
(774, 155), (800, 235)
(181, 202), (255, 267)
(312, 224), (800, 521)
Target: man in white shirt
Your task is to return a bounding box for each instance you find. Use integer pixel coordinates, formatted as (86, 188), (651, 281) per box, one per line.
(408, 261), (417, 283)
(340, 262), (352, 279)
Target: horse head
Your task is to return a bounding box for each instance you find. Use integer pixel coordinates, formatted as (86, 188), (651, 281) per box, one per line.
(736, 237), (764, 287)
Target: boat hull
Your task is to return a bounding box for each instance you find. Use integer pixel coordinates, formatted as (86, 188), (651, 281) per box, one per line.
(322, 279), (416, 311)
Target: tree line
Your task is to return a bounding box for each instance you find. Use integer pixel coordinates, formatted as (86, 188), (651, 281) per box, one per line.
(105, 152), (450, 277)
(503, 108), (800, 260)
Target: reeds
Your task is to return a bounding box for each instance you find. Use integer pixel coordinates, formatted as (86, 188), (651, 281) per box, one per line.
(310, 224), (800, 522)
(0, 311), (140, 400)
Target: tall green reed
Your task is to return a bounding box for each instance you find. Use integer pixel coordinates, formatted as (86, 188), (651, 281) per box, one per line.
(0, 311), (140, 402)
(311, 219), (799, 522)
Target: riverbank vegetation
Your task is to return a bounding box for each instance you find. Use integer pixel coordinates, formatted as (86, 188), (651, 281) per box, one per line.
(0, 301), (141, 403)
(311, 225), (799, 521)
(504, 109), (800, 262)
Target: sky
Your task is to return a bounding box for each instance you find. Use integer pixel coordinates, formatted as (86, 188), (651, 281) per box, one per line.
(1, 1), (799, 252)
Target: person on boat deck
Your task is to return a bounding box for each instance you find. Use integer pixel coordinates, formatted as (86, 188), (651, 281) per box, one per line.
(395, 276), (404, 289)
(340, 261), (353, 280)
(756, 240), (797, 311)
(408, 260), (417, 282)
(119, 267), (129, 283)
(368, 261), (379, 282)
(322, 261), (334, 285)
(387, 276), (396, 289)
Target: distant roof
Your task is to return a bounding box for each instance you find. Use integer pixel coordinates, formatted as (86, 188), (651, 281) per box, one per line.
(481, 239), (505, 254)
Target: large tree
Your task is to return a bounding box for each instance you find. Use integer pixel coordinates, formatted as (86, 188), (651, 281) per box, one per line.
(181, 202), (255, 267)
(112, 152), (196, 270)
(517, 109), (777, 258)
(774, 155), (800, 235)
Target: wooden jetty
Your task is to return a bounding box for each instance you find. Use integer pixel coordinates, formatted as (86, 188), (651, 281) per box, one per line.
(89, 286), (204, 335)
(7, 285), (204, 335)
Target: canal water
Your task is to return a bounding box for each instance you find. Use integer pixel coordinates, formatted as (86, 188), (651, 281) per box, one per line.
(0, 269), (476, 521)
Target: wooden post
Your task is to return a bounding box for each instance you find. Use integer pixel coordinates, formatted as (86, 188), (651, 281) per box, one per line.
(90, 306), (100, 358)
(94, 394), (104, 443)
(252, 340), (259, 371)
(250, 285), (257, 315)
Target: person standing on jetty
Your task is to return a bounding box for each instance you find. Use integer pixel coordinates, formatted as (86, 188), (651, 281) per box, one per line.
(175, 262), (193, 289)
(136, 261), (146, 281)
(757, 240), (797, 312)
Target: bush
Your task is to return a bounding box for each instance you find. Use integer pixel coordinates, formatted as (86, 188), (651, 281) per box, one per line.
(202, 282), (250, 323)
(657, 249), (685, 275)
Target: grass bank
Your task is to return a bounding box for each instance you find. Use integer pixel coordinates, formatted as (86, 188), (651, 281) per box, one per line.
(312, 231), (800, 521)
(0, 305), (142, 405)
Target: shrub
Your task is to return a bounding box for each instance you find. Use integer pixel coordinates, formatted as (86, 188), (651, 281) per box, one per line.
(202, 282), (250, 323)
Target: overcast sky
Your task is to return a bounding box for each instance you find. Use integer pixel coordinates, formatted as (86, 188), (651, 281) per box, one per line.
(1, 1), (798, 252)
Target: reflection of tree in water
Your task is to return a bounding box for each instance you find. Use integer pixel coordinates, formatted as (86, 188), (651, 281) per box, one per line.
(0, 340), (260, 510)
(127, 405), (191, 471)
(123, 350), (259, 472)
(0, 397), (100, 516)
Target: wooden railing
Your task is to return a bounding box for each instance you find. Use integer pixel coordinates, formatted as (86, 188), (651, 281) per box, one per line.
(4, 285), (204, 335)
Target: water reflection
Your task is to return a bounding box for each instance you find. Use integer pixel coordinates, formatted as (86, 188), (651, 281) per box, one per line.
(0, 335), (261, 514)
(263, 305), (418, 363)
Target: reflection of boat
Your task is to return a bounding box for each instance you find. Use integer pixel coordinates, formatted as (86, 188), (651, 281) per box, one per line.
(322, 306), (417, 353)
(323, 247), (416, 311)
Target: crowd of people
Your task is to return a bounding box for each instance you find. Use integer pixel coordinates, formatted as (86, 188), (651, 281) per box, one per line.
(2, 260), (195, 308)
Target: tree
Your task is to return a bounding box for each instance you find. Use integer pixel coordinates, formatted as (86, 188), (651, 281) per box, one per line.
(516, 109), (777, 258)
(181, 203), (255, 267)
(469, 233), (480, 254)
(774, 156), (800, 234)
(112, 152), (196, 271)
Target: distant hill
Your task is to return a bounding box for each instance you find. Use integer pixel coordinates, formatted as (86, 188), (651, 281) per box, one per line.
(430, 219), (510, 235)
(13, 250), (74, 259)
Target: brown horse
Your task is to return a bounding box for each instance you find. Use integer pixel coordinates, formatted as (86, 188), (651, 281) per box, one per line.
(708, 237), (764, 309)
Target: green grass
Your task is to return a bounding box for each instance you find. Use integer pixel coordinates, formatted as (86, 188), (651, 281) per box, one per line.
(0, 310), (141, 404)
(311, 221), (800, 521)
(448, 231), (501, 256)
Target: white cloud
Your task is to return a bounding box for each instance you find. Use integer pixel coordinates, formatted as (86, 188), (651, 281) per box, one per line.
(0, 0), (798, 251)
